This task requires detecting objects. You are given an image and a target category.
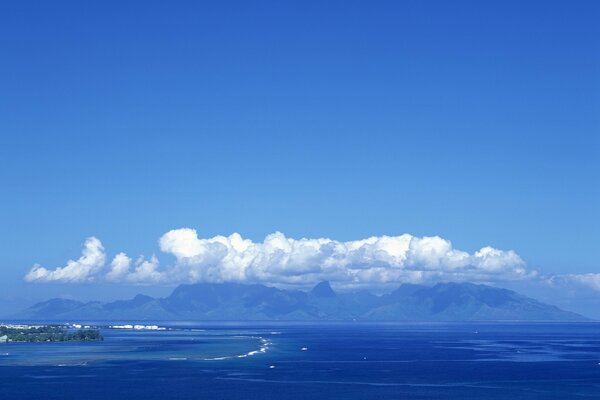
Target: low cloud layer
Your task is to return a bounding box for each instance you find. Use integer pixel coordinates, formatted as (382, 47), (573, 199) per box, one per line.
(548, 273), (600, 291)
(24, 228), (543, 287)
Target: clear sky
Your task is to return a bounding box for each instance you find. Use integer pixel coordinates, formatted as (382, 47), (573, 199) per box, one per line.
(0, 1), (598, 312)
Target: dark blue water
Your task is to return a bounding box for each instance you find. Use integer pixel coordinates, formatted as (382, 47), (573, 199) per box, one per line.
(1, 322), (600, 399)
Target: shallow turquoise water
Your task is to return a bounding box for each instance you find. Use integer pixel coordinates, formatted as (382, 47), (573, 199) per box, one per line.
(0, 328), (270, 365)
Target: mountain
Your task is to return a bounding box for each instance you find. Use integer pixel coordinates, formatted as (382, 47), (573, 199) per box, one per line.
(13, 282), (589, 321)
(367, 282), (585, 321)
(20, 298), (86, 316)
(310, 281), (336, 298)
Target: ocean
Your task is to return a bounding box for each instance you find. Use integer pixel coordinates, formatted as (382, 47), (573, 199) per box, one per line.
(1, 322), (600, 399)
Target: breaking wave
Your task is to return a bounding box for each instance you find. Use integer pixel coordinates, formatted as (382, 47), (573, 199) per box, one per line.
(202, 336), (270, 361)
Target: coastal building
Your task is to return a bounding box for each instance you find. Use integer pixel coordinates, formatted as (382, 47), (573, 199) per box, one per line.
(0, 335), (7, 343)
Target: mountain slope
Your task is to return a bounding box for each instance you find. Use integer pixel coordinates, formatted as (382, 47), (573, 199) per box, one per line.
(366, 282), (584, 321)
(14, 282), (589, 321)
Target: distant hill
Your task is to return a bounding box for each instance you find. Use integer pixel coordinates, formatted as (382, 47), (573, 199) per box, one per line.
(14, 281), (588, 321)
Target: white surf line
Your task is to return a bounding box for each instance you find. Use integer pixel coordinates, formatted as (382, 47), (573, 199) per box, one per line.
(236, 337), (270, 358)
(202, 336), (271, 361)
(56, 361), (89, 367)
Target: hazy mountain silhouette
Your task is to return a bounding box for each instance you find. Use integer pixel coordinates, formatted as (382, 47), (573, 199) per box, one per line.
(14, 281), (588, 321)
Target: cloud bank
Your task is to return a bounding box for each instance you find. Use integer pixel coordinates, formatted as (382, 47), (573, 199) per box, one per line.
(25, 229), (539, 287)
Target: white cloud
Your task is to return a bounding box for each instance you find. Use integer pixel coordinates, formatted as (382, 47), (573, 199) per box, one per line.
(24, 229), (535, 287)
(151, 229), (531, 286)
(25, 237), (106, 283)
(125, 256), (163, 284)
(106, 252), (131, 282)
(548, 273), (600, 291)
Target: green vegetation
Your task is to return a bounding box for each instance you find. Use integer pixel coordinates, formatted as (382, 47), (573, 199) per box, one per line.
(0, 326), (102, 342)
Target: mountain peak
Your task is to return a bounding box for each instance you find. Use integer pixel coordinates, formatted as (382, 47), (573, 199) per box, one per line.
(310, 281), (336, 298)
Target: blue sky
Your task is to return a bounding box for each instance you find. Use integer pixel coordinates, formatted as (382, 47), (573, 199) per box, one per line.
(0, 1), (598, 312)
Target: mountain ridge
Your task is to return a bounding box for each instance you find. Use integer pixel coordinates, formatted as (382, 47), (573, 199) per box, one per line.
(11, 281), (589, 321)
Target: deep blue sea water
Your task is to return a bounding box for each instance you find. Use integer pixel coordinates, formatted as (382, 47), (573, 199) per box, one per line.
(1, 322), (600, 399)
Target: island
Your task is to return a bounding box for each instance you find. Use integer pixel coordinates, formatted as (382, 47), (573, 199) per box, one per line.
(0, 324), (102, 343)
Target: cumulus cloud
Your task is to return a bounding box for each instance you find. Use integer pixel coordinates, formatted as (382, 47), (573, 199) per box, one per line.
(126, 256), (163, 284)
(25, 228), (535, 287)
(25, 237), (106, 283)
(106, 252), (132, 282)
(24, 229), (535, 287)
(150, 229), (531, 286)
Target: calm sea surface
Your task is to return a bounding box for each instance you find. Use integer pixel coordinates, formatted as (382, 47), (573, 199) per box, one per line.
(1, 322), (600, 399)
